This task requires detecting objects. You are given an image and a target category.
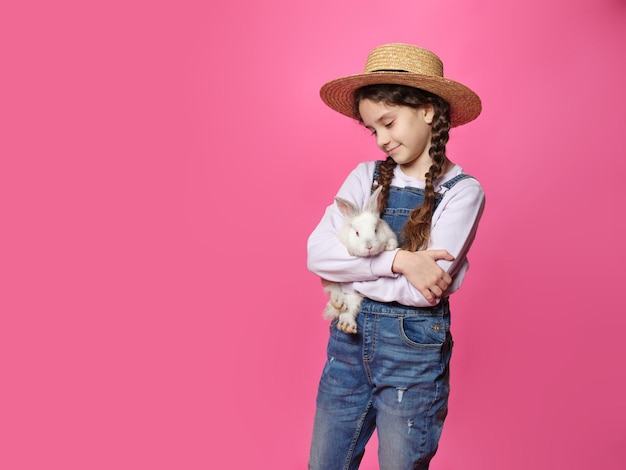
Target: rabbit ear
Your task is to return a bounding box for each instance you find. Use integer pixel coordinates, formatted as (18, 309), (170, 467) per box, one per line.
(364, 186), (383, 214)
(335, 197), (360, 218)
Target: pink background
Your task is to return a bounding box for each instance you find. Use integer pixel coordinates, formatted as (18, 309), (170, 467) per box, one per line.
(1, 0), (625, 468)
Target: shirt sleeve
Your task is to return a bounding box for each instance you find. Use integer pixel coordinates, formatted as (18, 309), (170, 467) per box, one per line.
(307, 161), (400, 282)
(352, 179), (485, 306)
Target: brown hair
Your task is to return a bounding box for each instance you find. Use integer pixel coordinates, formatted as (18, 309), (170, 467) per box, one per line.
(353, 84), (451, 251)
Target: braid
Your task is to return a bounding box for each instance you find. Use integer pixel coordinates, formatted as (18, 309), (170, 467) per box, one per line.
(374, 156), (397, 215)
(402, 101), (450, 250)
(354, 84), (451, 251)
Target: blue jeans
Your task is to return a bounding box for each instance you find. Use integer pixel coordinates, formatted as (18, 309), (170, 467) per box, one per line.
(309, 298), (453, 470)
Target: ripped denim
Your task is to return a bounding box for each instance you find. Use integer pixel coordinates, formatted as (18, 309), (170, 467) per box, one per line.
(309, 298), (453, 470)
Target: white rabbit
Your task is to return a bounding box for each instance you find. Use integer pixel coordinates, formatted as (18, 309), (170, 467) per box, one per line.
(322, 185), (398, 334)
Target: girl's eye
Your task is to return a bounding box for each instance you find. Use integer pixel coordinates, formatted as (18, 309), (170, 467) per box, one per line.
(385, 121), (394, 128)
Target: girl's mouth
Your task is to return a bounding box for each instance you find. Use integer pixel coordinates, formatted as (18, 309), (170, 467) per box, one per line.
(386, 145), (400, 155)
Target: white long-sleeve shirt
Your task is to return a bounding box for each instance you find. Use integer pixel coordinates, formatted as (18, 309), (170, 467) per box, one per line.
(307, 160), (485, 307)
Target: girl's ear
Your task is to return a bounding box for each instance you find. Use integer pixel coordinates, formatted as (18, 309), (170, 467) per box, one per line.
(423, 104), (435, 124)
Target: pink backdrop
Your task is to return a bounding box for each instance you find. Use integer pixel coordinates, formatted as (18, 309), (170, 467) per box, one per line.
(2, 0), (625, 468)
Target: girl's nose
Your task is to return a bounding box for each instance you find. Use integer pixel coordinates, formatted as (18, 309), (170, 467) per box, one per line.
(376, 131), (390, 149)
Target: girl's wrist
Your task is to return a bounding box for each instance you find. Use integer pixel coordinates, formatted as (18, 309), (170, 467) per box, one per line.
(391, 250), (407, 274)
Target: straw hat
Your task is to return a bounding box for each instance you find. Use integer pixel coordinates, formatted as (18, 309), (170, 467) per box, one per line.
(319, 43), (482, 127)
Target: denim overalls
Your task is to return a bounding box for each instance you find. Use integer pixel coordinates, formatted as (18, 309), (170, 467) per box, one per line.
(309, 163), (473, 470)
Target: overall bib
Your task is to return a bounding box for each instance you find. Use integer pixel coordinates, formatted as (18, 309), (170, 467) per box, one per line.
(309, 163), (473, 470)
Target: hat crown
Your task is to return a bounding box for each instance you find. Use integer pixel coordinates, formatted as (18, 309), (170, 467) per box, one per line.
(319, 42), (481, 127)
(363, 44), (444, 78)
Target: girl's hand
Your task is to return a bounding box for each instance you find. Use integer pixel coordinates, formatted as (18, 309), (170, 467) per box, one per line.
(392, 250), (454, 303)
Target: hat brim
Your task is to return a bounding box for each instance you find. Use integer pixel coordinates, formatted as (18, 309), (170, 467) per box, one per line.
(320, 71), (482, 127)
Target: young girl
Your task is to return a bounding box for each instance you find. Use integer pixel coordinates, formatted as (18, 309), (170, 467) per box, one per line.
(307, 43), (485, 469)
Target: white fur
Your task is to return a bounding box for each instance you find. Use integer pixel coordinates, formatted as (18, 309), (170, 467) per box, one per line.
(322, 186), (398, 334)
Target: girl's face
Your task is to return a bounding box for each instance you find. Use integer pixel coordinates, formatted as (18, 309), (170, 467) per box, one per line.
(359, 99), (435, 180)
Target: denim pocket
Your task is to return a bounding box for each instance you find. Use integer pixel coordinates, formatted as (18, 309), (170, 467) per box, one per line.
(399, 316), (446, 350)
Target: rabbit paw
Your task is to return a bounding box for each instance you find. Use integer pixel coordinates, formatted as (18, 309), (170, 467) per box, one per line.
(337, 312), (358, 334)
(385, 237), (399, 251)
(329, 292), (346, 311)
(323, 303), (341, 320)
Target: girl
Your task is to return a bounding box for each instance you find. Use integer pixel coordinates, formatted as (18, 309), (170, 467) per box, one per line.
(307, 43), (485, 469)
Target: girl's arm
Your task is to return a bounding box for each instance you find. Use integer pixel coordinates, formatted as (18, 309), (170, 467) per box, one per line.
(307, 161), (398, 283)
(307, 161), (455, 301)
(353, 179), (485, 306)
(391, 249), (454, 303)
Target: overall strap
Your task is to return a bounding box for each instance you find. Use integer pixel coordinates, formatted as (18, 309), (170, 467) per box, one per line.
(373, 160), (383, 187)
(437, 173), (474, 194)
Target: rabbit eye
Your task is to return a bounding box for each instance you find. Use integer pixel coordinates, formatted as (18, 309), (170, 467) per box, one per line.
(355, 231), (360, 237)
